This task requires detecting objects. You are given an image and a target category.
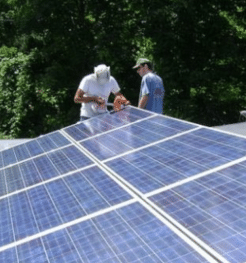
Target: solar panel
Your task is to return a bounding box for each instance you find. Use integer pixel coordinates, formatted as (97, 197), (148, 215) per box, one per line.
(148, 162), (246, 263)
(1, 106), (246, 262)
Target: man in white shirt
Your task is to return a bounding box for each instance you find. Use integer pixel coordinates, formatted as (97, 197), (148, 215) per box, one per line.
(74, 64), (130, 121)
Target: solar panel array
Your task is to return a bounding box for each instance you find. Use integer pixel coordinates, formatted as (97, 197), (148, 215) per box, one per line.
(1, 106), (246, 263)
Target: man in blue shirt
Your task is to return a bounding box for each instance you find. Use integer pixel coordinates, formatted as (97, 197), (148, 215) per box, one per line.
(133, 58), (165, 114)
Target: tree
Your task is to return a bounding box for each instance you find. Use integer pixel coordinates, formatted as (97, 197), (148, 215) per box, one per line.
(142, 0), (246, 125)
(0, 0), (245, 138)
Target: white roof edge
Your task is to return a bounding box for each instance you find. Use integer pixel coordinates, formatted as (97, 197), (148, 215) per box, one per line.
(213, 122), (246, 137)
(0, 139), (32, 150)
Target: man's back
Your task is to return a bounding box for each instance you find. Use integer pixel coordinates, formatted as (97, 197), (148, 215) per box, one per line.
(140, 72), (165, 114)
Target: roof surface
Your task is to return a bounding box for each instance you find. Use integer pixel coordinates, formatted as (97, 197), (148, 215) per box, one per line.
(0, 139), (31, 150)
(214, 121), (246, 137)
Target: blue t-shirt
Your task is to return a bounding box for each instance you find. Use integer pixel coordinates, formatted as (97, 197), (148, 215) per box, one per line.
(139, 72), (165, 114)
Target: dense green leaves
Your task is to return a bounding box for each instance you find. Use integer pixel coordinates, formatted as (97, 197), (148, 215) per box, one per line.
(0, 0), (245, 138)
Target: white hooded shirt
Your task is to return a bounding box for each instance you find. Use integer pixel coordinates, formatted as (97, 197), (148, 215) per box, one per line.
(78, 73), (120, 117)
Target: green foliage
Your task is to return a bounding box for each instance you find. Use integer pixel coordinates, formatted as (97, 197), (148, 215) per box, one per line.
(0, 0), (245, 138)
(0, 46), (68, 137)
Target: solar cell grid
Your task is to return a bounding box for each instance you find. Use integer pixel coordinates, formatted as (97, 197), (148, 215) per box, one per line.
(105, 126), (246, 196)
(149, 160), (246, 263)
(0, 247), (17, 263)
(5, 165), (24, 193)
(175, 128), (246, 159)
(33, 155), (60, 181)
(14, 144), (30, 162)
(2, 106), (246, 262)
(0, 170), (6, 196)
(2, 148), (17, 167)
(64, 106), (154, 142)
(19, 160), (43, 188)
(0, 132), (71, 170)
(0, 202), (210, 263)
(0, 154), (3, 170)
(0, 165), (133, 250)
(0, 145), (94, 197)
(25, 140), (44, 157)
(80, 117), (199, 161)
(193, 128), (246, 149)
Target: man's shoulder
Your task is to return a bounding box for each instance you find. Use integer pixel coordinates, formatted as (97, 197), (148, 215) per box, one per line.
(83, 73), (96, 81)
(109, 76), (117, 82)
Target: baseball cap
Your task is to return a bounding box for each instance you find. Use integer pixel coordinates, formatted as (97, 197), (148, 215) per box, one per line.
(132, 58), (150, 69)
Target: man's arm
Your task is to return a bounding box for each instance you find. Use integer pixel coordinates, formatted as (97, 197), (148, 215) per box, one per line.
(74, 89), (105, 105)
(138, 94), (149, 109)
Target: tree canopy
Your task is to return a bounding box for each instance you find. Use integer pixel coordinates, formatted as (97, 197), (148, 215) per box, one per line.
(0, 0), (245, 138)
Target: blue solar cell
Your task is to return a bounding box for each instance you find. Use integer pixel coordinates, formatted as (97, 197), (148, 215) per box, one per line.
(67, 121), (102, 140)
(47, 131), (70, 148)
(80, 139), (114, 160)
(81, 166), (132, 205)
(64, 170), (114, 214)
(135, 121), (180, 139)
(37, 134), (59, 152)
(34, 155), (59, 180)
(91, 133), (132, 155)
(0, 153), (3, 168)
(108, 127), (147, 148)
(136, 116), (198, 136)
(9, 192), (39, 241)
(17, 238), (48, 263)
(150, 115), (198, 130)
(14, 144), (30, 162)
(0, 247), (17, 263)
(19, 160), (43, 187)
(126, 107), (153, 118)
(2, 148), (17, 167)
(99, 107), (152, 127)
(64, 125), (89, 141)
(27, 186), (62, 231)
(120, 124), (163, 142)
(106, 157), (163, 193)
(46, 179), (86, 222)
(25, 140), (44, 157)
(219, 161), (246, 184)
(42, 229), (82, 262)
(48, 146), (92, 174)
(0, 198), (14, 246)
(0, 170), (6, 196)
(48, 150), (76, 174)
(61, 145), (93, 169)
(5, 165), (24, 193)
(69, 221), (119, 262)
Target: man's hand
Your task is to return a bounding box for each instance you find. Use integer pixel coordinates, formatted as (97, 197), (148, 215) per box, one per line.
(96, 97), (105, 106)
(113, 94), (130, 111)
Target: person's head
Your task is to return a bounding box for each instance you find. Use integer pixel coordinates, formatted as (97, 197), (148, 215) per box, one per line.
(133, 58), (153, 77)
(94, 64), (110, 85)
